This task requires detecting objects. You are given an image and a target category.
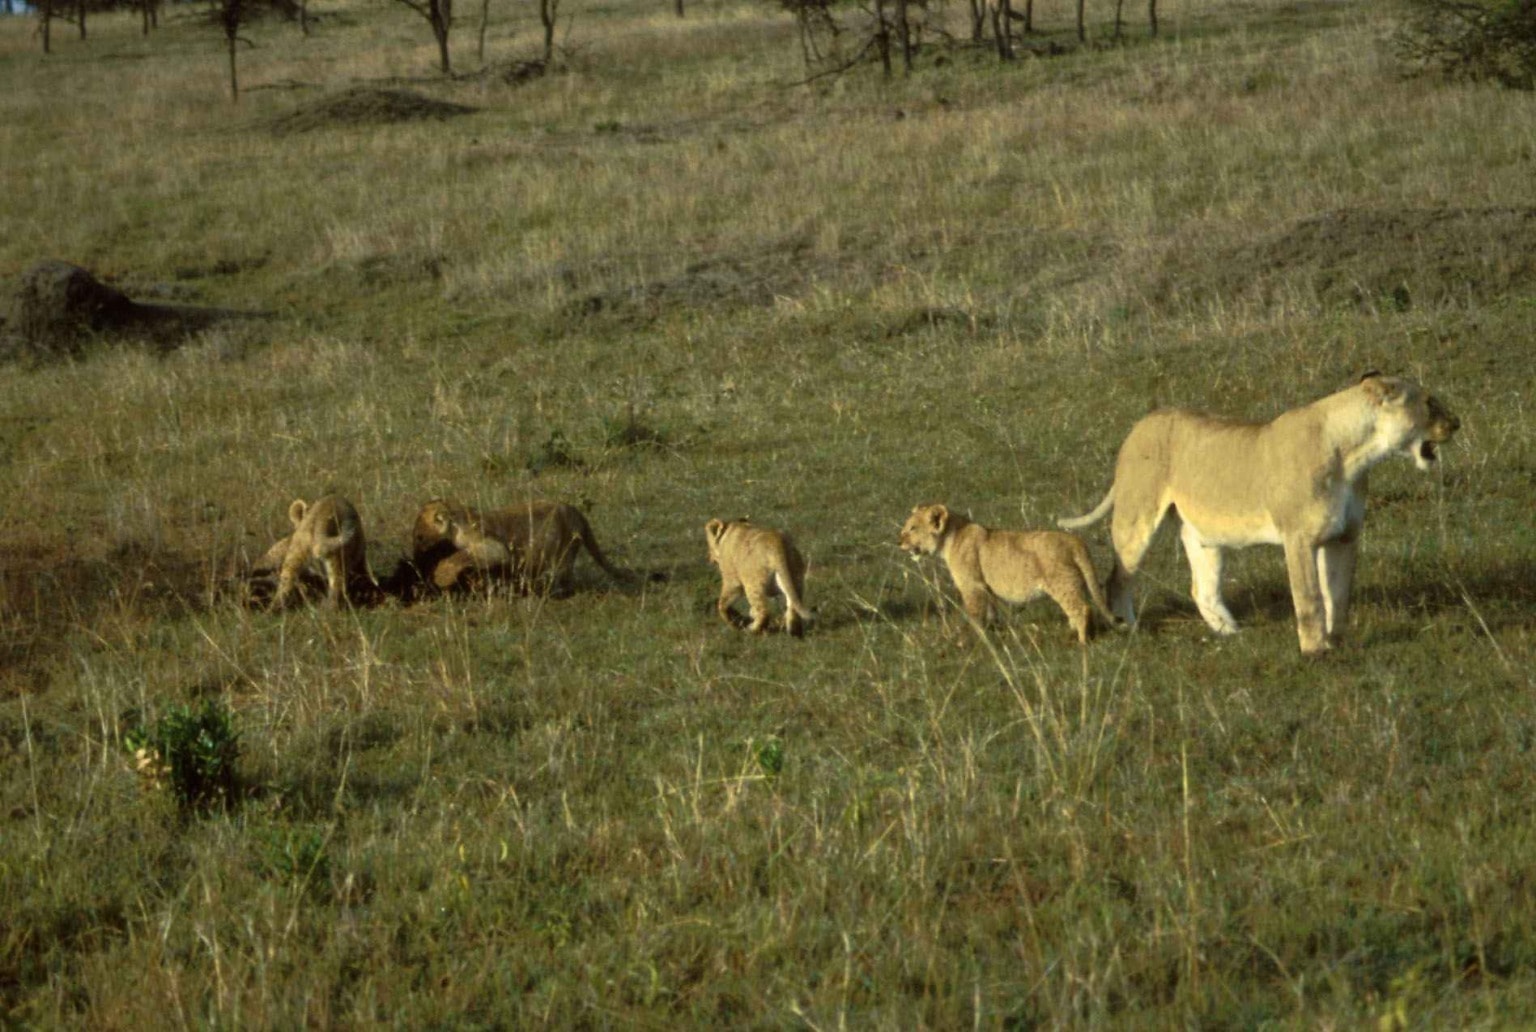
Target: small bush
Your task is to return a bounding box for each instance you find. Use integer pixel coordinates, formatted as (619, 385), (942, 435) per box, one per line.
(254, 825), (332, 895)
(526, 429), (585, 473)
(124, 700), (241, 813)
(601, 406), (667, 452)
(1395, 0), (1536, 89)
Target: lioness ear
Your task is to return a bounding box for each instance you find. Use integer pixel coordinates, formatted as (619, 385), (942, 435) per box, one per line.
(705, 519), (724, 542)
(288, 499), (308, 527)
(1357, 369), (1383, 383)
(928, 504), (948, 532)
(1361, 375), (1405, 405)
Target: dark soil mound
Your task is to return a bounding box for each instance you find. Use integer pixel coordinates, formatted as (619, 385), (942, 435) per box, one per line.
(0, 260), (263, 362)
(268, 87), (477, 134)
(1152, 207), (1536, 312)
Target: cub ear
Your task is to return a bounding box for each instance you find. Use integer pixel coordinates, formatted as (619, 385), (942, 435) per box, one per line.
(431, 509), (452, 534)
(288, 499), (308, 527)
(1357, 369), (1383, 383)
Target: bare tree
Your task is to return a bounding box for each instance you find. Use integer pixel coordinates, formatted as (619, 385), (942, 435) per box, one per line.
(213, 0), (251, 100)
(391, 0), (454, 73)
(37, 0), (55, 53)
(538, 0), (557, 65)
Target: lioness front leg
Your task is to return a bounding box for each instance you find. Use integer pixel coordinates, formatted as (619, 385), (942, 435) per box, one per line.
(1317, 538), (1359, 639)
(1283, 537), (1330, 655)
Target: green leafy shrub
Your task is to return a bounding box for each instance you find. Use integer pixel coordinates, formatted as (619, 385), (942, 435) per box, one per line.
(254, 825), (332, 895)
(124, 700), (241, 813)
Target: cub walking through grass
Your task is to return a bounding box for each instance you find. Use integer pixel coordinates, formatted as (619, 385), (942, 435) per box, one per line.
(900, 503), (1115, 644)
(704, 518), (811, 637)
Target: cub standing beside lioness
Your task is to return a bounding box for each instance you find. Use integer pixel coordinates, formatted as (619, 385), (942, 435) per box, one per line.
(704, 518), (811, 637)
(899, 503), (1115, 644)
(1059, 372), (1460, 655)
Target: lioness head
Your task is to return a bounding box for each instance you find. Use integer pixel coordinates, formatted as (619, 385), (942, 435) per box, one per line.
(899, 504), (951, 559)
(1359, 373), (1460, 471)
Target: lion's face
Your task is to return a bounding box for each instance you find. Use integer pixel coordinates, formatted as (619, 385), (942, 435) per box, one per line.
(1364, 376), (1461, 471)
(899, 505), (949, 559)
(413, 499), (475, 563)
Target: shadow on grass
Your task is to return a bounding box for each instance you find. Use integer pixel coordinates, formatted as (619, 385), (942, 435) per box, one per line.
(1130, 558), (1536, 636)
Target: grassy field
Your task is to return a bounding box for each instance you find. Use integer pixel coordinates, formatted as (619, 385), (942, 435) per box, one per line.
(3, 0), (1536, 1024)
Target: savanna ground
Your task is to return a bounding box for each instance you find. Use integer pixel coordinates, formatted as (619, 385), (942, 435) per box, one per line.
(3, 0), (1536, 1025)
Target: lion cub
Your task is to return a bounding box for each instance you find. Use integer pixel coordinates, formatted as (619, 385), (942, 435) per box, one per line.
(424, 505), (516, 585)
(269, 494), (373, 609)
(411, 498), (629, 597)
(899, 503), (1114, 644)
(704, 518), (810, 637)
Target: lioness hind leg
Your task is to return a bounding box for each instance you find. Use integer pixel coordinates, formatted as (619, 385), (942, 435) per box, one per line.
(1179, 523), (1239, 635)
(1108, 504), (1169, 626)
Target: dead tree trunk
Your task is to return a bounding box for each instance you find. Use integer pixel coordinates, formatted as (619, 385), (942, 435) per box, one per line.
(991, 0), (1013, 59)
(539, 0), (557, 64)
(874, 0), (891, 76)
(38, 0), (53, 53)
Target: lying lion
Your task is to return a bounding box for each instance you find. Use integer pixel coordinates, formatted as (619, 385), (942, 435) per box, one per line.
(900, 503), (1114, 644)
(1060, 372), (1459, 655)
(411, 498), (630, 597)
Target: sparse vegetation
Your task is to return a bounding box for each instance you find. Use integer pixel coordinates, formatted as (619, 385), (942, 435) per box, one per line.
(1397, 0), (1536, 89)
(3, 0), (1536, 1025)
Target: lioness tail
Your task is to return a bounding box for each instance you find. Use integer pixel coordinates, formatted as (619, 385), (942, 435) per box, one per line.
(1058, 488), (1115, 532)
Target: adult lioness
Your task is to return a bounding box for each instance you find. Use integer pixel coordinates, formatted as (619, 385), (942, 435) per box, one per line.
(899, 503), (1114, 644)
(704, 518), (810, 637)
(268, 494), (374, 609)
(1059, 373), (1460, 655)
(411, 498), (629, 596)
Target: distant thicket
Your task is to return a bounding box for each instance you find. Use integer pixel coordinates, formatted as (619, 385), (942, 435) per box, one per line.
(1396, 0), (1536, 89)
